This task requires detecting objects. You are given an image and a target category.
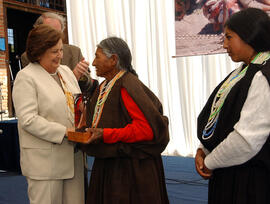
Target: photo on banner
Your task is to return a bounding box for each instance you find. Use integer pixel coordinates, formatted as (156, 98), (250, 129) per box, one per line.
(175, 0), (270, 57)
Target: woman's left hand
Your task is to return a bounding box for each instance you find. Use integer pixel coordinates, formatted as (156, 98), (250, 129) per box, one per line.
(195, 148), (212, 179)
(202, 163), (212, 178)
(85, 128), (103, 144)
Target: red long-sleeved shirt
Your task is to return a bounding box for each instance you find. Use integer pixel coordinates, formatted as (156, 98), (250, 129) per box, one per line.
(103, 88), (153, 143)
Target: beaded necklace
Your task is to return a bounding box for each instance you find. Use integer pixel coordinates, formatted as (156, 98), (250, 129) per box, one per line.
(202, 52), (270, 140)
(92, 70), (126, 128)
(57, 72), (75, 124)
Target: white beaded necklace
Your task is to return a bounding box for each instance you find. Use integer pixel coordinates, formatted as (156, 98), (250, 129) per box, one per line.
(92, 70), (126, 128)
(202, 52), (270, 140)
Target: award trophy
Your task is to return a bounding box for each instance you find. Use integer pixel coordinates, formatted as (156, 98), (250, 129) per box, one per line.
(67, 93), (91, 143)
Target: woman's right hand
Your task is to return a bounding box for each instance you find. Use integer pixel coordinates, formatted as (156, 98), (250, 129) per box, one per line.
(195, 148), (212, 179)
(80, 128), (103, 144)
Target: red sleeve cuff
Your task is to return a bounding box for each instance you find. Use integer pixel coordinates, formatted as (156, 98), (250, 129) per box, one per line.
(103, 128), (115, 143)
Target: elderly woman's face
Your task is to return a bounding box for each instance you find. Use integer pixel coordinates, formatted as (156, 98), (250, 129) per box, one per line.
(223, 27), (256, 65)
(92, 47), (115, 78)
(39, 39), (63, 73)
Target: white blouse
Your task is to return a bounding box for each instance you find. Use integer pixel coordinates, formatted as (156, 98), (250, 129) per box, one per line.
(201, 70), (270, 170)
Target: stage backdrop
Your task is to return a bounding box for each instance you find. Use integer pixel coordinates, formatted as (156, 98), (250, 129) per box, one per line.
(175, 0), (270, 57)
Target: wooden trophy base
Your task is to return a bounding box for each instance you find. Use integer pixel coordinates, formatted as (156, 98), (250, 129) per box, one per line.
(67, 130), (91, 143)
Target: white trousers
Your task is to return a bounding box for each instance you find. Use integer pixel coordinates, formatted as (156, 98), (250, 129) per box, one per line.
(26, 151), (85, 204)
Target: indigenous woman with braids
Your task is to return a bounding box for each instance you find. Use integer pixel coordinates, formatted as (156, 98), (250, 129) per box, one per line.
(195, 8), (270, 204)
(80, 37), (169, 204)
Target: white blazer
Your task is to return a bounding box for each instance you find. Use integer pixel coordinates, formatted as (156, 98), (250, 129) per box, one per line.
(12, 63), (81, 180)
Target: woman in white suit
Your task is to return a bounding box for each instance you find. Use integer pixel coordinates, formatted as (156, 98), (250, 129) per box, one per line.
(12, 24), (84, 204)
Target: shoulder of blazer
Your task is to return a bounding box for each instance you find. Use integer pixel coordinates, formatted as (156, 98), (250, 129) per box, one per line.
(63, 44), (80, 50)
(63, 44), (82, 56)
(19, 62), (44, 76)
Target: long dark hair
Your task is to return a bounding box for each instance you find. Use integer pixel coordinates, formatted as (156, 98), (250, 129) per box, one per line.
(224, 8), (270, 52)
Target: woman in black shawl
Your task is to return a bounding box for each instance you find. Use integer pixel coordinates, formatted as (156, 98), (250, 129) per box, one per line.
(196, 8), (270, 204)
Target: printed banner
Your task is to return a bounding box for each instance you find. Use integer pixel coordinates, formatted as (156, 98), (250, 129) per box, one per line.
(175, 0), (270, 57)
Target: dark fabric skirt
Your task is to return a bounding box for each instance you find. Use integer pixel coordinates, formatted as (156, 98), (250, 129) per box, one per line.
(208, 163), (270, 204)
(86, 156), (169, 204)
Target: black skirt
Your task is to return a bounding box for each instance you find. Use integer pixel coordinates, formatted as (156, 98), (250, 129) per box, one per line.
(86, 156), (169, 204)
(208, 162), (270, 204)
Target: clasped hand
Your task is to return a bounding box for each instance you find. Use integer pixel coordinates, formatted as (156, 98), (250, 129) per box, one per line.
(195, 148), (212, 179)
